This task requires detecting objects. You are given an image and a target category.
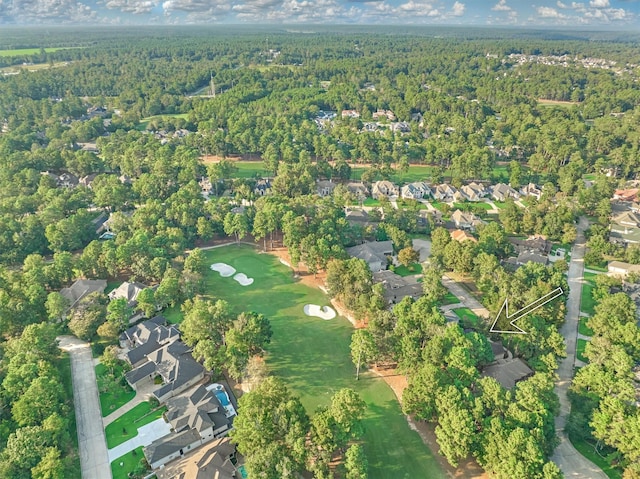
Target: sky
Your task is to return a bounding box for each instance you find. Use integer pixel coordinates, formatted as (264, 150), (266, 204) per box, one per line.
(2, 0), (640, 27)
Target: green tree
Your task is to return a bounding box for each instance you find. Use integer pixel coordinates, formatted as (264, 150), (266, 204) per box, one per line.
(344, 443), (368, 479)
(350, 329), (376, 380)
(231, 377), (309, 479)
(397, 246), (419, 268)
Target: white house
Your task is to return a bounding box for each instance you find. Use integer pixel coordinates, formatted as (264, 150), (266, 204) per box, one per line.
(401, 182), (431, 199)
(371, 181), (399, 199)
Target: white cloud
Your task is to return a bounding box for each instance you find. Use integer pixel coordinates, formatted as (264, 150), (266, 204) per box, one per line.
(537, 6), (567, 18)
(451, 1), (465, 16)
(556, 1), (567, 8)
(589, 0), (609, 7)
(8, 0), (96, 21)
(492, 0), (511, 11)
(105, 0), (156, 14)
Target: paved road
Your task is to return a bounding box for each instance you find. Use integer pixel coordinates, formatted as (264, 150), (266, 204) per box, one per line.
(58, 336), (112, 479)
(550, 218), (607, 479)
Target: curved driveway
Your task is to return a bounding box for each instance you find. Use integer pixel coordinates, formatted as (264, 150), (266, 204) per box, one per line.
(58, 335), (112, 479)
(550, 219), (607, 478)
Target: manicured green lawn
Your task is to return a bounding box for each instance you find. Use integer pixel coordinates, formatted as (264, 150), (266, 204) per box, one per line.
(233, 161), (271, 178)
(569, 436), (623, 479)
(111, 447), (148, 479)
(362, 198), (381, 206)
(105, 402), (167, 448)
(492, 201), (509, 209)
(580, 273), (597, 317)
(453, 201), (492, 211)
(584, 260), (608, 272)
(579, 316), (594, 337)
(393, 263), (423, 277)
(453, 307), (480, 328)
(577, 339), (589, 363)
(203, 245), (445, 479)
(440, 292), (460, 306)
(96, 363), (136, 417)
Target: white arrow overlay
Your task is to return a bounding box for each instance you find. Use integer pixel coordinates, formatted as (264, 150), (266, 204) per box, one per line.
(490, 287), (564, 334)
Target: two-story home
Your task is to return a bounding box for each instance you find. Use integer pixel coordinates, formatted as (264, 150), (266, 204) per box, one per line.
(400, 182), (431, 200)
(371, 181), (399, 199)
(451, 209), (484, 230)
(254, 178), (271, 197)
(432, 184), (457, 202)
(610, 211), (640, 244)
(491, 183), (520, 202)
(519, 183), (542, 200)
(346, 182), (369, 202)
(316, 180), (336, 197)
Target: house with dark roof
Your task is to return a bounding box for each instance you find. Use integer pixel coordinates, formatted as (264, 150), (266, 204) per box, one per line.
(509, 236), (551, 256)
(372, 270), (422, 306)
(144, 385), (234, 469)
(345, 207), (374, 226)
(481, 358), (534, 389)
(610, 211), (640, 245)
(254, 178), (272, 197)
(346, 240), (393, 272)
(60, 279), (107, 310)
(516, 251), (549, 266)
(125, 340), (206, 403)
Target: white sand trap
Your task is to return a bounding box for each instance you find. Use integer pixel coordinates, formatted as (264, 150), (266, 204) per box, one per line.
(233, 273), (254, 286)
(210, 263), (236, 277)
(304, 304), (337, 320)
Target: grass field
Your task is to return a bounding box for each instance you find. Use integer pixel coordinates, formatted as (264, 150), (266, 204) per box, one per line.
(577, 339), (589, 363)
(203, 245), (444, 478)
(96, 363), (136, 417)
(105, 402), (166, 448)
(580, 273), (598, 317)
(111, 447), (146, 479)
(0, 47), (72, 56)
(569, 436), (623, 479)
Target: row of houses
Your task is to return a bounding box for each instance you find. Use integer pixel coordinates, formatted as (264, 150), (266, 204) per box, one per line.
(40, 170), (131, 189)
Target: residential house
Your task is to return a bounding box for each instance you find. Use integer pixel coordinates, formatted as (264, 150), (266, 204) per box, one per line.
(144, 385), (234, 469)
(119, 315), (178, 352)
(371, 180), (399, 199)
(346, 240), (393, 272)
(145, 385), (233, 469)
(372, 110), (396, 121)
(390, 122), (410, 133)
(316, 180), (336, 197)
(519, 183), (542, 200)
(451, 210), (484, 230)
(341, 109), (360, 119)
(417, 209), (443, 228)
(491, 183), (519, 202)
(622, 282), (640, 318)
(456, 183), (487, 202)
(608, 261), (640, 278)
(450, 229), (477, 243)
(610, 211), (640, 244)
(198, 177), (213, 196)
(125, 339), (205, 402)
(79, 173), (100, 188)
(345, 208), (373, 226)
(77, 142), (100, 154)
(481, 358), (534, 389)
(57, 172), (79, 188)
(516, 251), (549, 266)
(254, 178), (271, 197)
(613, 188), (639, 202)
(155, 437), (239, 479)
(401, 182), (431, 200)
(92, 212), (108, 236)
(432, 184), (457, 202)
(372, 270), (422, 306)
(346, 182), (369, 201)
(509, 236), (551, 256)
(60, 279), (107, 310)
(109, 281), (149, 322)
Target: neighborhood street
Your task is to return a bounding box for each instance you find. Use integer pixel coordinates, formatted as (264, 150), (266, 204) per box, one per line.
(550, 218), (607, 478)
(58, 336), (112, 479)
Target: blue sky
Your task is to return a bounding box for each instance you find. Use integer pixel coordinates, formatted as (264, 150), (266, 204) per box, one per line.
(2, 0), (640, 26)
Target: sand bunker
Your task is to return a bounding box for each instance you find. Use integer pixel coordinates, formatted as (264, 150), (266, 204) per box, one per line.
(233, 273), (254, 286)
(210, 263), (236, 277)
(304, 304), (336, 320)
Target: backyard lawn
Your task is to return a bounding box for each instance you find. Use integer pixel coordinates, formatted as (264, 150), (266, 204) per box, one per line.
(453, 307), (481, 329)
(96, 363), (136, 417)
(163, 304), (183, 324)
(105, 401), (167, 448)
(111, 447), (147, 479)
(202, 245), (444, 479)
(393, 263), (422, 277)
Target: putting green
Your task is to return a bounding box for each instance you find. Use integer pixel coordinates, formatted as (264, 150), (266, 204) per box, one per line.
(203, 244), (444, 479)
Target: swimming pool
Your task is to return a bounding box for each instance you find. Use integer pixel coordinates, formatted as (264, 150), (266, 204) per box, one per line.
(238, 465), (248, 478)
(215, 390), (230, 407)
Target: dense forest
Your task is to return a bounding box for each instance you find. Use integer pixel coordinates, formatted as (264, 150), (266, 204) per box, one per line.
(0, 26), (639, 479)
